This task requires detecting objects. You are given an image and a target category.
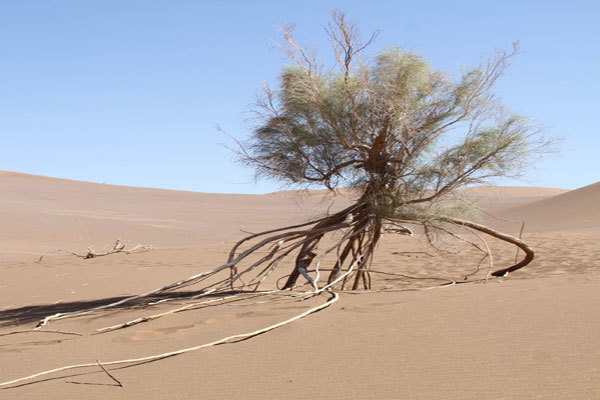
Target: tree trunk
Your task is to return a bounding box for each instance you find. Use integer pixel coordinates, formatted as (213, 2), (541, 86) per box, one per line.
(281, 203), (366, 290)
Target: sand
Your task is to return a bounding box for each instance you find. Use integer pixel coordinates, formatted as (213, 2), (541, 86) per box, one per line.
(495, 181), (600, 232)
(1, 171), (598, 399)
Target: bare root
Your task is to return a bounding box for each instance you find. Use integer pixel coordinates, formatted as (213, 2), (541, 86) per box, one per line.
(0, 292), (339, 389)
(0, 202), (537, 389)
(31, 206), (534, 331)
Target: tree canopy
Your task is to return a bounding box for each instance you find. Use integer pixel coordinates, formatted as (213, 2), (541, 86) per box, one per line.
(242, 12), (547, 224)
(227, 11), (551, 290)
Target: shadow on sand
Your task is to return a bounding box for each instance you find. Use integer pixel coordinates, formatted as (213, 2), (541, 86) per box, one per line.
(0, 290), (239, 328)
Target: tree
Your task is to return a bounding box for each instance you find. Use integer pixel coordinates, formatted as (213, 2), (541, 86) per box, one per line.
(27, 12), (550, 327)
(0, 12), (554, 388)
(232, 11), (549, 290)
(29, 13), (550, 320)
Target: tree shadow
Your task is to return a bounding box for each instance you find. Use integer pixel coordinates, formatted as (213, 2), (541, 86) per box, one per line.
(0, 290), (241, 328)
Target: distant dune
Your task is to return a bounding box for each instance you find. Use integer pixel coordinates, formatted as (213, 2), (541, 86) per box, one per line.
(496, 181), (600, 232)
(2, 170), (585, 258)
(0, 171), (349, 259)
(461, 185), (569, 211)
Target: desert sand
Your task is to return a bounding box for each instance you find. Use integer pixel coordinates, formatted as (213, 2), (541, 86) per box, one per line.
(1, 171), (599, 399)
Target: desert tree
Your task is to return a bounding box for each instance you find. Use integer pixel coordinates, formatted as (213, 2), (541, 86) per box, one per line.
(0, 11), (554, 388)
(229, 11), (549, 290)
(30, 12), (550, 324)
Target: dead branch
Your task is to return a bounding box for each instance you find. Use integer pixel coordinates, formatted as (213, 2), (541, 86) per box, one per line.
(96, 359), (123, 387)
(37, 239), (154, 262)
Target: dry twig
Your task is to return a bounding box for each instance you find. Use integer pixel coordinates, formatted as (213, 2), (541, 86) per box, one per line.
(96, 359), (123, 387)
(37, 239), (154, 262)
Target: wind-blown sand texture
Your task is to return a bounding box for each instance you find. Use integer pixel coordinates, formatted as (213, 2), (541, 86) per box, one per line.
(1, 171), (599, 399)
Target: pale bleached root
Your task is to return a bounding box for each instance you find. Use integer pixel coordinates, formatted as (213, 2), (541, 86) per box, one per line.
(35, 256), (241, 329)
(35, 219), (354, 329)
(95, 291), (277, 334)
(0, 291), (339, 388)
(314, 231), (373, 294)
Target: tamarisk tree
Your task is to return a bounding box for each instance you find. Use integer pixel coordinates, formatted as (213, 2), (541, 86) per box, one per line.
(28, 12), (551, 332)
(231, 11), (549, 290)
(0, 14), (556, 388)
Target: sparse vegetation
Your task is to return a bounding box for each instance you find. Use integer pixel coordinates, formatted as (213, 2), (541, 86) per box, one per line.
(0, 11), (552, 388)
(231, 10), (549, 290)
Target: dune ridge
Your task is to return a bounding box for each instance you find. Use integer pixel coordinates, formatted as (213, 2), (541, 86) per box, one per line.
(496, 181), (600, 231)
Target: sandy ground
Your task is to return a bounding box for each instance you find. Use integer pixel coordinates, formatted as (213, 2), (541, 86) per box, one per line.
(1, 171), (599, 399)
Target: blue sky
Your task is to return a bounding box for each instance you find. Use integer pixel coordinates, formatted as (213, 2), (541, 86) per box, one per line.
(1, 0), (598, 193)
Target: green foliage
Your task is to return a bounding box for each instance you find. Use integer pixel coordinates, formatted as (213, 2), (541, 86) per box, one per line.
(241, 13), (549, 221)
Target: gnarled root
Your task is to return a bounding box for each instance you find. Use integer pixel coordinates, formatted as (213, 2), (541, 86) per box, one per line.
(440, 216), (534, 277)
(32, 206), (535, 330)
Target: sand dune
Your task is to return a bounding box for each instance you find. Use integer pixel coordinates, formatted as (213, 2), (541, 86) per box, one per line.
(0, 171), (350, 260)
(1, 171), (599, 399)
(495, 181), (600, 232)
(460, 185), (569, 211)
(0, 171), (567, 258)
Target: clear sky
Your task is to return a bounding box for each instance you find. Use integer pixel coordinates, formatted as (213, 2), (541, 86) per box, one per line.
(1, 0), (598, 193)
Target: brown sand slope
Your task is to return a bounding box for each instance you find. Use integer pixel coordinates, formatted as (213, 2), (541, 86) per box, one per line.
(1, 171), (599, 399)
(496, 181), (600, 232)
(461, 185), (569, 211)
(2, 272), (598, 400)
(0, 171), (351, 260)
(0, 171), (566, 258)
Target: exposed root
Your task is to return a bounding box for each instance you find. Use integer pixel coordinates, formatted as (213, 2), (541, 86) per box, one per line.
(30, 206), (534, 333)
(439, 216), (534, 277)
(94, 291), (275, 334)
(0, 291), (338, 389)
(0, 201), (536, 389)
(458, 201), (527, 264)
